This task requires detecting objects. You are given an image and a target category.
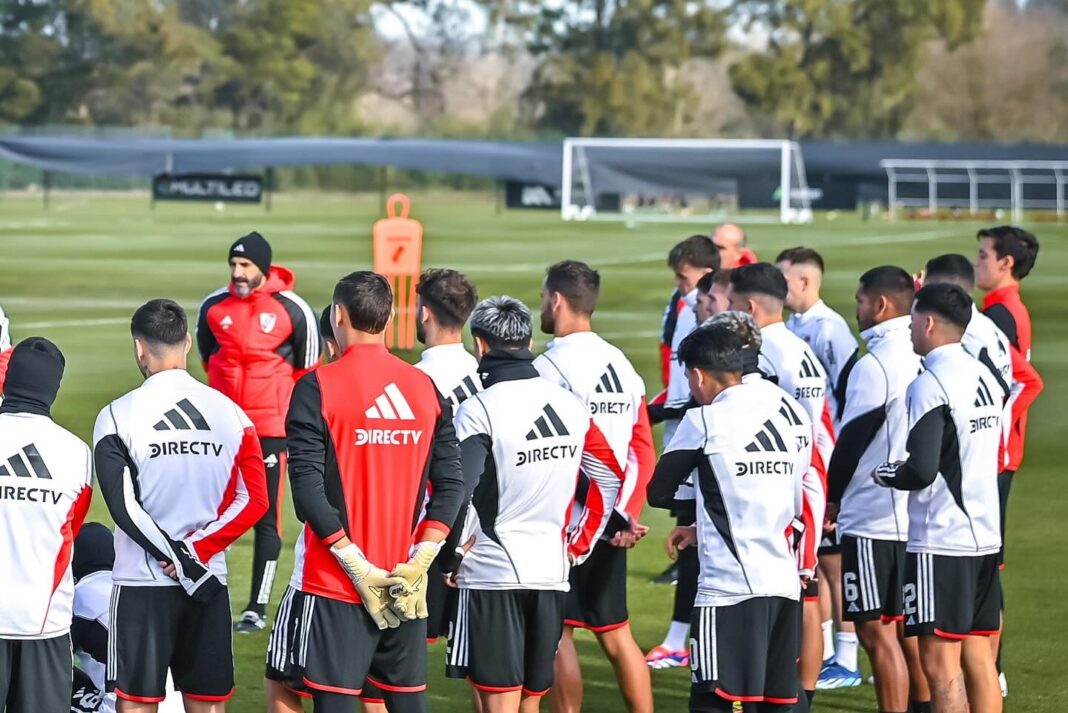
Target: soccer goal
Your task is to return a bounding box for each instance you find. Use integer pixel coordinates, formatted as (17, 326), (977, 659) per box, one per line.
(881, 159), (1068, 223)
(560, 138), (814, 225)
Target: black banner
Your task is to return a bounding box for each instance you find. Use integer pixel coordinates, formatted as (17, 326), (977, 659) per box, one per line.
(505, 181), (560, 209)
(153, 173), (263, 203)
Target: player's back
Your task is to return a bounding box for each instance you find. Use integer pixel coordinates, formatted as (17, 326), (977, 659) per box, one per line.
(416, 342), (481, 411)
(535, 331), (645, 469)
(455, 376), (591, 590)
(673, 382), (806, 606)
(0, 412), (91, 637)
(760, 321), (833, 464)
(905, 344), (1002, 556)
(836, 316), (919, 541)
(94, 370), (258, 584)
(292, 343), (444, 602)
(786, 299), (858, 422)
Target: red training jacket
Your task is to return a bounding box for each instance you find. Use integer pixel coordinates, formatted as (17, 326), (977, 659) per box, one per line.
(983, 285), (1044, 471)
(196, 265), (320, 439)
(0, 348), (11, 393)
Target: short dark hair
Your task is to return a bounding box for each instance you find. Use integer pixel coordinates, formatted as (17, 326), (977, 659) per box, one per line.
(131, 299), (188, 346)
(333, 272), (393, 334)
(729, 263), (788, 302)
(319, 306), (336, 343)
(668, 235), (720, 271)
(677, 324), (743, 374)
(858, 266), (916, 314)
(913, 283), (972, 330)
(470, 296), (533, 351)
(416, 268), (478, 329)
(977, 226), (1039, 280)
(711, 268), (732, 288)
(776, 246), (825, 273)
(696, 271), (716, 294)
(545, 260), (600, 315)
(925, 254), (975, 288)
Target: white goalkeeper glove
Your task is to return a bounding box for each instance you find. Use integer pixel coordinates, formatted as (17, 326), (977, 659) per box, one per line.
(388, 541), (443, 621)
(331, 543), (404, 630)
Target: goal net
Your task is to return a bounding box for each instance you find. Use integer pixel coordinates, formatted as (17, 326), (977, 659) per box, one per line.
(560, 138), (813, 225)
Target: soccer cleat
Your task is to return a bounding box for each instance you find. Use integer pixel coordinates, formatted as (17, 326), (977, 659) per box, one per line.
(999, 672), (1008, 697)
(815, 662), (862, 689)
(651, 562), (679, 585)
(644, 646), (689, 669)
(235, 610), (267, 633)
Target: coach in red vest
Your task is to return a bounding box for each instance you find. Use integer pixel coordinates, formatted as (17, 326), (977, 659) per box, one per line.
(196, 231), (321, 632)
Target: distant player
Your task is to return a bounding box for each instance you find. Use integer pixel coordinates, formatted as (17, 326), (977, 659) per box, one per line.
(71, 522), (117, 713)
(647, 235), (719, 666)
(694, 270), (730, 326)
(0, 338), (93, 713)
(196, 231), (320, 632)
(286, 272), (463, 713)
(825, 267), (930, 713)
(535, 261), (655, 713)
(648, 324), (807, 713)
(776, 246), (860, 689)
(711, 223), (758, 270)
(728, 263), (831, 707)
(873, 283), (1004, 713)
(445, 296), (624, 713)
(95, 299), (269, 711)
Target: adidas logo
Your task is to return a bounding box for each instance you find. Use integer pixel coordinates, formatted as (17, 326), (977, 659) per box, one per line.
(365, 384), (416, 420)
(0, 444), (52, 479)
(974, 380), (996, 408)
(525, 404), (570, 441)
(847, 602), (860, 613)
(154, 399), (211, 431)
(448, 376), (479, 411)
(736, 419), (795, 476)
(799, 352), (821, 379)
(264, 454), (279, 468)
(220, 315), (233, 330)
(517, 404), (576, 466)
(233, 244), (245, 252)
(594, 364), (624, 394)
(744, 419), (788, 454)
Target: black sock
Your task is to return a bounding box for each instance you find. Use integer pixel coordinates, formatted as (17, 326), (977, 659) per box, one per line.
(910, 701), (932, 713)
(805, 690), (815, 705)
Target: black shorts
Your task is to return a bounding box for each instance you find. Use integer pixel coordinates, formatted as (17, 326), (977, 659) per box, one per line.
(689, 599), (799, 705)
(426, 563), (457, 641)
(818, 528), (842, 555)
(447, 589), (566, 696)
(841, 536), (907, 623)
(802, 579), (819, 601)
(107, 585), (233, 702)
(903, 553), (1002, 640)
(565, 541), (629, 632)
(300, 593), (426, 697)
(0, 634), (72, 713)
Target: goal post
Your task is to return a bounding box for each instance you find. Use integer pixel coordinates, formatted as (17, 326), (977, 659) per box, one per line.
(560, 138), (814, 224)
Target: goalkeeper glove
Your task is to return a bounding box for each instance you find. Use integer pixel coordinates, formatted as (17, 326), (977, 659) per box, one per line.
(388, 541), (443, 621)
(331, 543), (404, 630)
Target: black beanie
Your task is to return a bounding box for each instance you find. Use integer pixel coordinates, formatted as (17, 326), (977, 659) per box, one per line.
(73, 522), (115, 581)
(0, 337), (65, 417)
(229, 231), (272, 277)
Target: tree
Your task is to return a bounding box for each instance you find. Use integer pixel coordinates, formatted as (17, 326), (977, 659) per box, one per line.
(727, 0), (985, 138)
(510, 0), (727, 136)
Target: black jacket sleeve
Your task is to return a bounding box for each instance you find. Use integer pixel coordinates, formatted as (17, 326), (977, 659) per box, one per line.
(647, 449), (702, 510)
(439, 433), (492, 572)
(983, 303), (1019, 350)
(422, 397), (465, 533)
(195, 294), (223, 366)
(888, 406), (948, 491)
(287, 372), (345, 543)
(827, 407), (886, 504)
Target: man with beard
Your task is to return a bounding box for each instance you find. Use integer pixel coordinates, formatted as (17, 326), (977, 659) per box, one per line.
(196, 232), (320, 633)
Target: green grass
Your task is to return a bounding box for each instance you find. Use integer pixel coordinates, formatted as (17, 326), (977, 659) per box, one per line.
(1, 191), (1065, 711)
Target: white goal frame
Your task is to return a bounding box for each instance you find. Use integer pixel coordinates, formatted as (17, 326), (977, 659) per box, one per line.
(560, 137), (813, 224)
(881, 159), (1068, 223)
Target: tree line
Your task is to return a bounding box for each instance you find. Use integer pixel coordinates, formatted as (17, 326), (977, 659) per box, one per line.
(1, 0), (1066, 142)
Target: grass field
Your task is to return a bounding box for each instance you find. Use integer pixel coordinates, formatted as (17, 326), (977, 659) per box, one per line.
(1, 191), (1065, 712)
